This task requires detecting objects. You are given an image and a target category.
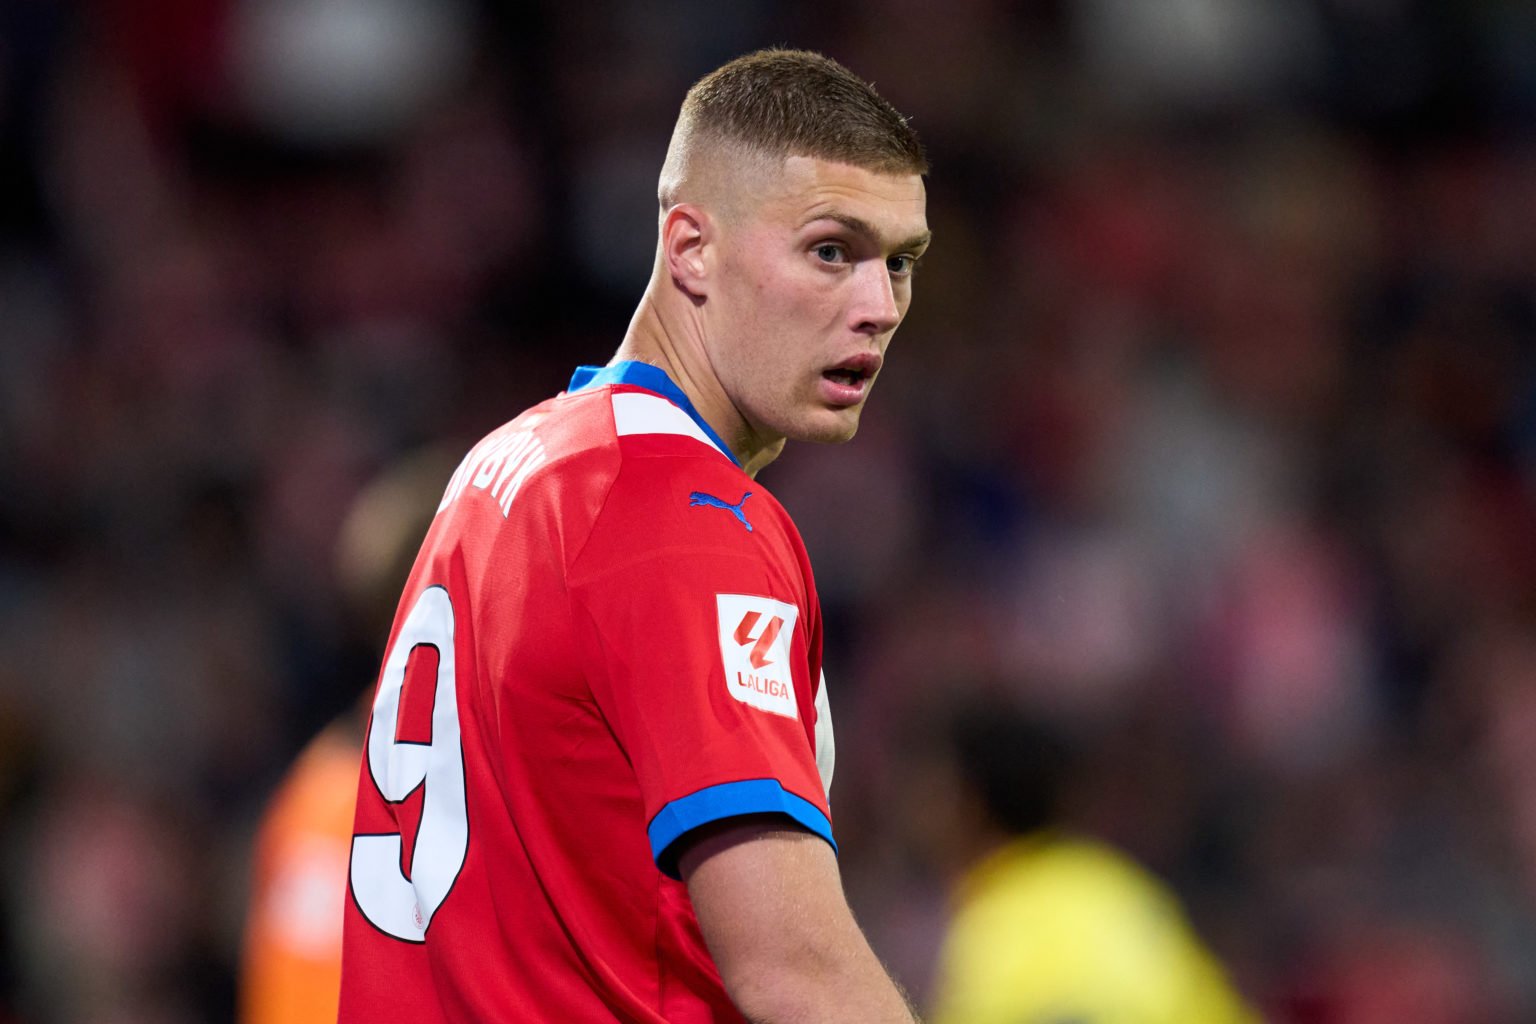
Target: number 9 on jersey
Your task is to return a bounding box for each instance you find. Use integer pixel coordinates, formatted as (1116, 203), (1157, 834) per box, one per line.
(349, 585), (469, 942)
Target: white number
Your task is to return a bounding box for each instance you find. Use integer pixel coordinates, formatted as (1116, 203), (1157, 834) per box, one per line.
(349, 585), (468, 942)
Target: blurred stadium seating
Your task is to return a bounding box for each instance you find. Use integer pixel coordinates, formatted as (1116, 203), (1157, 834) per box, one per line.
(2, 2), (1534, 1020)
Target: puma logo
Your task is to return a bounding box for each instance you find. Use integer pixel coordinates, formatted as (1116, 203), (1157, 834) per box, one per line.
(689, 490), (754, 532)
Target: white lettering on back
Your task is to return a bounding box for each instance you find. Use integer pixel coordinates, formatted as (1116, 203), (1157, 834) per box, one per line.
(438, 416), (547, 518)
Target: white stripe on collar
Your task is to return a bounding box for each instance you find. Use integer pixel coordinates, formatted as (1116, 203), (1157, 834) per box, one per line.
(611, 391), (731, 460)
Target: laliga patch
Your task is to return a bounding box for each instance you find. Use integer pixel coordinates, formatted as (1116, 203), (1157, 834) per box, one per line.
(716, 594), (801, 719)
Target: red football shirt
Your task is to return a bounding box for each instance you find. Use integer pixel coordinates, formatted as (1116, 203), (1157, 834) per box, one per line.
(339, 362), (836, 1022)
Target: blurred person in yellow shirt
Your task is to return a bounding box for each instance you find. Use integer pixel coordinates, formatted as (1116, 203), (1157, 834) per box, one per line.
(917, 696), (1260, 1024)
(239, 449), (451, 1024)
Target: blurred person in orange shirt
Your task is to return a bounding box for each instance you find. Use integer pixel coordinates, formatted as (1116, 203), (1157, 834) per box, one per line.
(239, 450), (451, 1024)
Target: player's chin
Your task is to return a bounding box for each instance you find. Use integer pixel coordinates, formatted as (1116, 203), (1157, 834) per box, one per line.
(793, 407), (864, 445)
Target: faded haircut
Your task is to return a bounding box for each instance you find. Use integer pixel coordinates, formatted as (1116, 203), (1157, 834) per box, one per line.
(658, 48), (928, 209)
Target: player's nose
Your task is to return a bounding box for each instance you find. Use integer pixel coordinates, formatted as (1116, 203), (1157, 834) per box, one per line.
(850, 260), (901, 336)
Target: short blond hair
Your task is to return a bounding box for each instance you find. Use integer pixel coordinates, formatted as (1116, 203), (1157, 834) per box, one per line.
(659, 49), (927, 209)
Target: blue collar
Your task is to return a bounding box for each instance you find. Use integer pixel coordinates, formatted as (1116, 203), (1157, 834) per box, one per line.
(569, 361), (741, 468)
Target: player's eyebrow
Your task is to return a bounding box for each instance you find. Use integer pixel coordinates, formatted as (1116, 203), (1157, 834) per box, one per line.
(804, 211), (932, 254)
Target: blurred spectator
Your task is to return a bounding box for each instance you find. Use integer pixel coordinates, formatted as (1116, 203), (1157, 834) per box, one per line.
(15, 779), (205, 1024)
(239, 448), (453, 1024)
(909, 694), (1259, 1023)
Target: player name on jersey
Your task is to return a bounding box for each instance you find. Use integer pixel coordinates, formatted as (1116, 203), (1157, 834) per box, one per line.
(438, 415), (548, 518)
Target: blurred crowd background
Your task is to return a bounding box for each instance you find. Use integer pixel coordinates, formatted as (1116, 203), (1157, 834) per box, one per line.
(3, 1), (1536, 1021)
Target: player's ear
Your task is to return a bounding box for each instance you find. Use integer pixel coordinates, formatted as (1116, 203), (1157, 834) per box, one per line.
(662, 203), (712, 300)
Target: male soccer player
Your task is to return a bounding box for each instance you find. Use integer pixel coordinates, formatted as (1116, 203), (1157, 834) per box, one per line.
(338, 50), (930, 1021)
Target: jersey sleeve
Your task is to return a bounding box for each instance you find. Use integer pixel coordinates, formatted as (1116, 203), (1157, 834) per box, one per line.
(568, 456), (831, 878)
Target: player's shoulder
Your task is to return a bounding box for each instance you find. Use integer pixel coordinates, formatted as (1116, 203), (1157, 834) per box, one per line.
(448, 376), (731, 481)
(435, 367), (801, 555)
(570, 404), (801, 580)
(598, 447), (792, 548)
(433, 387), (619, 517)
(532, 380), (757, 508)
(560, 360), (741, 470)
(562, 373), (792, 529)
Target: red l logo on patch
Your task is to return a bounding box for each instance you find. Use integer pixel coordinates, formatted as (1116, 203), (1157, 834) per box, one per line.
(733, 611), (785, 669)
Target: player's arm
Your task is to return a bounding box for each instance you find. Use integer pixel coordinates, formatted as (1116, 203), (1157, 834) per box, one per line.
(680, 816), (918, 1024)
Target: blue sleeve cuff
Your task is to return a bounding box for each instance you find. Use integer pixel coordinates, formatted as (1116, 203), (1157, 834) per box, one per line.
(648, 779), (836, 880)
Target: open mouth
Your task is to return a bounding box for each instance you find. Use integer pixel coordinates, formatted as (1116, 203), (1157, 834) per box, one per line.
(823, 367), (869, 387)
(822, 353), (882, 389)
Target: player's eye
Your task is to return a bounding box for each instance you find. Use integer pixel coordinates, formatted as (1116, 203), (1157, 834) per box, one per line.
(814, 243), (847, 264)
(887, 254), (917, 277)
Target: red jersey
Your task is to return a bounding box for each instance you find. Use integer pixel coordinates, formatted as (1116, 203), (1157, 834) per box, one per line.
(339, 362), (836, 1022)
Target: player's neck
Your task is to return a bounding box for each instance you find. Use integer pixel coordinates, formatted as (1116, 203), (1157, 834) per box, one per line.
(616, 292), (784, 478)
